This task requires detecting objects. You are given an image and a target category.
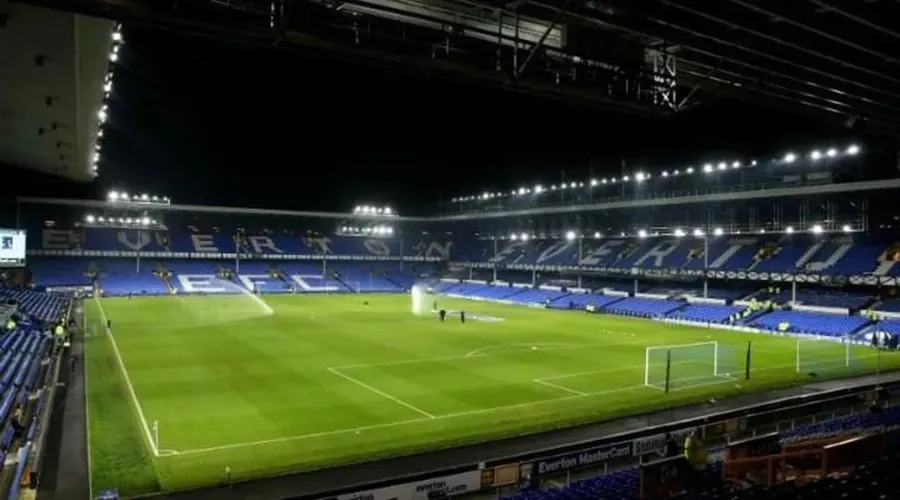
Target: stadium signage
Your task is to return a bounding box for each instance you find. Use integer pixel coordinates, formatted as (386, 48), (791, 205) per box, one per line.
(534, 442), (632, 475)
(631, 428), (696, 457)
(335, 470), (481, 500)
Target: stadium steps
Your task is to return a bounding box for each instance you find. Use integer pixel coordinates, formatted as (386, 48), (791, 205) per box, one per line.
(331, 275), (358, 293)
(269, 267), (292, 289)
(380, 272), (406, 291)
(160, 275), (175, 294)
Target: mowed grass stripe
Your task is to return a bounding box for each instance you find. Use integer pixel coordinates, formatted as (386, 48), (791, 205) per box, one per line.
(87, 294), (900, 496)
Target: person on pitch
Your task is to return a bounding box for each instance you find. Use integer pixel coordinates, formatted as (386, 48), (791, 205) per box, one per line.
(439, 309), (447, 322)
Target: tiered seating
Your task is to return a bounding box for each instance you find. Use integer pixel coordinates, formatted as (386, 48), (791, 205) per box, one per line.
(668, 304), (742, 324)
(98, 260), (168, 296)
(773, 288), (871, 309)
(27, 259), (90, 287)
(504, 406), (900, 500)
(548, 294), (623, 311)
(0, 289), (66, 323)
(602, 298), (684, 318)
(875, 297), (900, 313)
(751, 310), (869, 337)
(505, 289), (569, 305)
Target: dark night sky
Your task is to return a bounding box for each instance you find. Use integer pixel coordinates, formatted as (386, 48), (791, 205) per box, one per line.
(10, 25), (873, 215)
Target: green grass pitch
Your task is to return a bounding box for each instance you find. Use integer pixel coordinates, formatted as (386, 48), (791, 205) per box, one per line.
(84, 294), (900, 496)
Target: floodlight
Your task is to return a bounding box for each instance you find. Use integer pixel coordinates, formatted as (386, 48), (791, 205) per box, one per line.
(826, 148), (837, 157)
(85, 215), (96, 223)
(717, 162), (726, 170)
(635, 172), (646, 182)
(751, 160), (758, 166)
(590, 179), (598, 186)
(703, 164), (713, 173)
(783, 152), (797, 163)
(565, 230), (576, 241)
(732, 161), (740, 168)
(785, 226), (795, 234)
(569, 182), (576, 188)
(141, 217), (150, 225)
(674, 228), (685, 237)
(810, 150), (822, 160)
(662, 171), (669, 177)
(535, 185), (544, 193)
(847, 144), (860, 155)
(693, 228), (704, 237)
(520, 232), (529, 241)
(510, 233), (518, 240)
(108, 191), (119, 201)
(637, 229), (648, 239)
(518, 187), (527, 195)
(713, 228), (723, 236)
(623, 176), (630, 182)
(594, 232), (602, 238)
(811, 224), (823, 234)
(384, 207), (392, 215)
(842, 224), (852, 232)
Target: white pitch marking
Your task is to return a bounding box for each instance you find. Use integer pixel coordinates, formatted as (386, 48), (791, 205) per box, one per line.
(327, 367), (436, 419)
(533, 378), (588, 396)
(154, 355), (886, 457)
(94, 299), (160, 457)
(168, 383), (646, 457)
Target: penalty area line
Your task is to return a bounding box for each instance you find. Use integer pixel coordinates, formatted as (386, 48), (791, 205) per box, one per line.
(167, 383), (647, 457)
(327, 367), (436, 419)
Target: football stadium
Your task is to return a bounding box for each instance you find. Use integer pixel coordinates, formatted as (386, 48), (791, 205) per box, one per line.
(7, 1), (900, 500)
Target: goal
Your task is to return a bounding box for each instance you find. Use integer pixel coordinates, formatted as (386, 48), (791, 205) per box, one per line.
(795, 338), (855, 376)
(644, 341), (748, 393)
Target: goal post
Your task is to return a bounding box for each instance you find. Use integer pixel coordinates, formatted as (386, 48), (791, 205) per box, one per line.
(644, 341), (749, 392)
(795, 338), (855, 376)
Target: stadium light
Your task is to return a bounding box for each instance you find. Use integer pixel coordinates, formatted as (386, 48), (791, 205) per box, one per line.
(520, 232), (529, 241)
(593, 231), (602, 238)
(847, 144), (860, 155)
(811, 224), (823, 234)
(637, 229), (648, 239)
(713, 227), (723, 236)
(842, 224), (852, 232)
(783, 152), (797, 163)
(693, 228), (705, 237)
(108, 190), (170, 205)
(565, 230), (577, 241)
(810, 150), (822, 161)
(785, 226), (795, 234)
(673, 228), (686, 237)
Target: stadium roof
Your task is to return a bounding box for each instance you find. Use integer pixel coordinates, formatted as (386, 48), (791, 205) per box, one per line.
(16, 0), (900, 134)
(560, 0), (900, 133)
(0, 3), (115, 182)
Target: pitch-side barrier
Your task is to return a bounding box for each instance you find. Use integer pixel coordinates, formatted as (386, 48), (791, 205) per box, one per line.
(308, 375), (900, 500)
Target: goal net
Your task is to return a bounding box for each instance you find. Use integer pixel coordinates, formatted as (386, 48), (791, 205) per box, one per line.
(644, 341), (745, 392)
(795, 338), (857, 376)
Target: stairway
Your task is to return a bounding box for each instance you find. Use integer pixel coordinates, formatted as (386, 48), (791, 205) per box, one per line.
(161, 275), (175, 294)
(380, 271), (405, 291)
(328, 272), (358, 293)
(269, 267), (292, 290)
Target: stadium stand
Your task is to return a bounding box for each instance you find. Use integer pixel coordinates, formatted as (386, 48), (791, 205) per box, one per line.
(504, 404), (900, 500)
